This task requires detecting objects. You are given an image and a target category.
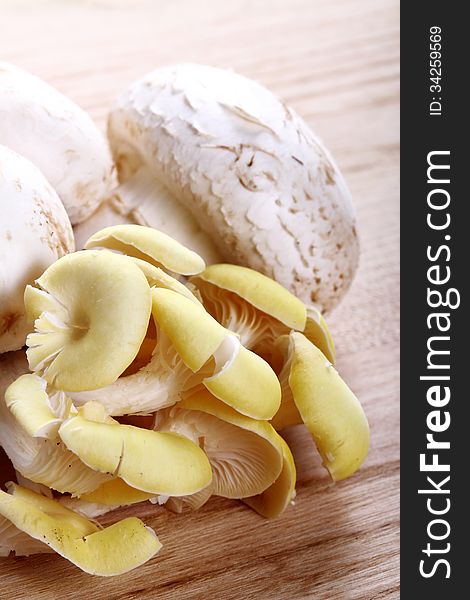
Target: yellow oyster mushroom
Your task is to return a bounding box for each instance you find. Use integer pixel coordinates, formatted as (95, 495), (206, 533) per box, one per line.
(157, 390), (283, 499)
(5, 373), (71, 439)
(24, 250), (151, 392)
(244, 436), (296, 519)
(68, 286), (226, 415)
(190, 264), (335, 363)
(151, 287), (227, 373)
(203, 334), (281, 420)
(84, 224), (205, 276)
(78, 478), (157, 505)
(280, 332), (369, 481)
(59, 402), (212, 496)
(71, 287), (280, 420)
(0, 483), (161, 575)
(0, 358), (112, 496)
(303, 305), (336, 365)
(153, 288), (280, 419)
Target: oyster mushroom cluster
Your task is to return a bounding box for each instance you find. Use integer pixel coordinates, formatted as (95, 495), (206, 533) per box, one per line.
(1, 224), (368, 574)
(1, 62), (367, 576)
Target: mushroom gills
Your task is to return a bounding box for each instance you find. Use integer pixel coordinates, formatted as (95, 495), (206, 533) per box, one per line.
(157, 391), (283, 499)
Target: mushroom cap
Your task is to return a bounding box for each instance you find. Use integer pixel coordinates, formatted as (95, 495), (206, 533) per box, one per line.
(85, 224), (206, 276)
(108, 63), (359, 311)
(25, 250), (152, 392)
(0, 62), (114, 224)
(0, 145), (75, 354)
(191, 264), (306, 330)
(59, 402), (213, 496)
(158, 391), (283, 499)
(0, 483), (161, 575)
(283, 332), (369, 480)
(0, 353), (112, 496)
(191, 263), (336, 363)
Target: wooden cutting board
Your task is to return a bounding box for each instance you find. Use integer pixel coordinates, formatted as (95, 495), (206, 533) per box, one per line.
(0, 0), (399, 598)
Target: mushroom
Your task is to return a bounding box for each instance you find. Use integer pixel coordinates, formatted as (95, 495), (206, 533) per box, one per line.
(0, 62), (114, 225)
(273, 332), (369, 481)
(156, 389), (285, 500)
(190, 263), (335, 363)
(0, 483), (161, 575)
(91, 63), (358, 311)
(244, 435), (296, 519)
(24, 250), (152, 391)
(5, 373), (71, 439)
(67, 238), (281, 421)
(0, 355), (112, 495)
(0, 145), (75, 354)
(85, 224), (205, 276)
(59, 401), (213, 497)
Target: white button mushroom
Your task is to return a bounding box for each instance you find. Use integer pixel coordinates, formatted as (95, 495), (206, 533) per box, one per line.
(0, 62), (114, 224)
(0, 145), (74, 354)
(100, 63), (358, 311)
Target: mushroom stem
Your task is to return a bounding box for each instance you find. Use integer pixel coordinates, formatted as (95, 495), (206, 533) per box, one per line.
(74, 166), (222, 265)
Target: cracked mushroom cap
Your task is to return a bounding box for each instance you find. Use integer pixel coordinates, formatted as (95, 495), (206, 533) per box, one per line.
(0, 62), (114, 224)
(0, 145), (75, 354)
(108, 63), (359, 312)
(0, 483), (161, 575)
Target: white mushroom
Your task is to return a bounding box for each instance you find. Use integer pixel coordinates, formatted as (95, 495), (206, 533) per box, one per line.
(93, 63), (358, 311)
(0, 145), (74, 353)
(0, 62), (114, 224)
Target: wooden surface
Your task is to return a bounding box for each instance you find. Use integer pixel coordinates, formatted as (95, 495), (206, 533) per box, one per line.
(0, 0), (400, 598)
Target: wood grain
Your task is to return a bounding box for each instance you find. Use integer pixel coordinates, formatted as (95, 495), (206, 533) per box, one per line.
(0, 0), (400, 598)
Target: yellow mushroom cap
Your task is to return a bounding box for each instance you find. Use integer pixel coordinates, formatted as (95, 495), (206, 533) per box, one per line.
(0, 358), (111, 496)
(0, 483), (161, 575)
(4, 374), (64, 439)
(244, 435), (296, 519)
(59, 403), (213, 496)
(25, 250), (152, 392)
(287, 332), (369, 481)
(192, 263), (306, 330)
(84, 224), (205, 275)
(151, 287), (226, 372)
(190, 264), (335, 363)
(159, 391), (283, 499)
(204, 335), (281, 420)
(129, 256), (201, 304)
